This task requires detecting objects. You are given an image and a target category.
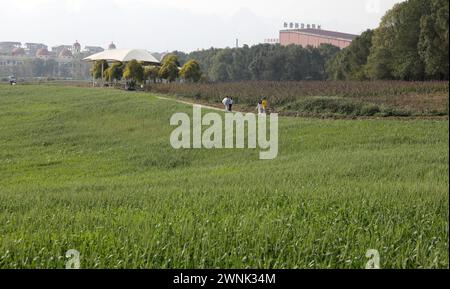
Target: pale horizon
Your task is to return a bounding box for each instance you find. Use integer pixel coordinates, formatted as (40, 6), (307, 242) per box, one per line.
(1, 0), (405, 53)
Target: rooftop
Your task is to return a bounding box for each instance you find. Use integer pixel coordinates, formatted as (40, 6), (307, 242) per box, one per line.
(280, 28), (359, 41)
(0, 41), (21, 45)
(84, 48), (160, 64)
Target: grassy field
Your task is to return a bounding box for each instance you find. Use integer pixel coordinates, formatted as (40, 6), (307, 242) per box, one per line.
(0, 84), (448, 269)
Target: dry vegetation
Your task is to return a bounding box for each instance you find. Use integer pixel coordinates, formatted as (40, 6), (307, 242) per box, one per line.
(146, 81), (449, 117)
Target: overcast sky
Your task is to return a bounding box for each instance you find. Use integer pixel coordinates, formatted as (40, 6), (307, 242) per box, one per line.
(1, 0), (404, 53)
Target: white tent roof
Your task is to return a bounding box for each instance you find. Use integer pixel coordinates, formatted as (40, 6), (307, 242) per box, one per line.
(83, 49), (160, 64)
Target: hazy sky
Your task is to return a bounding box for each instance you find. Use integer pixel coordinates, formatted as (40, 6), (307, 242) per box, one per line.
(1, 0), (404, 52)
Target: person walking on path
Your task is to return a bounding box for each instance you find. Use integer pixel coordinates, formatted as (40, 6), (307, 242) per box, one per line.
(261, 98), (268, 114)
(257, 101), (264, 114)
(222, 96), (230, 112)
(228, 97), (234, 112)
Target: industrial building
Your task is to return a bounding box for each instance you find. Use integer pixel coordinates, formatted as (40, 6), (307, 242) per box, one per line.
(279, 24), (358, 49)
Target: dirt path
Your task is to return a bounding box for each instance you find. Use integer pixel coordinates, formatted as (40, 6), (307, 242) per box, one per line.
(156, 95), (238, 112)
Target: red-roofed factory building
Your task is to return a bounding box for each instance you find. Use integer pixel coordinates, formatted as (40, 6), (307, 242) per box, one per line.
(279, 23), (358, 49)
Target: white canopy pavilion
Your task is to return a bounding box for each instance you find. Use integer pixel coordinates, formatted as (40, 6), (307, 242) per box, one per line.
(83, 48), (160, 64)
(83, 49), (160, 86)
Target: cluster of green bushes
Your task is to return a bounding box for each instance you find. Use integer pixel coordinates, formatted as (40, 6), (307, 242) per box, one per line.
(280, 97), (413, 117)
(91, 55), (203, 84)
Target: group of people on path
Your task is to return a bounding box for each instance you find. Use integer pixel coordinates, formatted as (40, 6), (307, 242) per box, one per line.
(222, 96), (269, 114)
(257, 99), (268, 114)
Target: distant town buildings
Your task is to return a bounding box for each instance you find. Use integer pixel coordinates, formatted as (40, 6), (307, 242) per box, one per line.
(85, 46), (104, 54)
(0, 41), (117, 80)
(36, 47), (51, 59)
(0, 42), (22, 53)
(25, 43), (48, 56)
(279, 23), (358, 49)
(108, 42), (117, 50)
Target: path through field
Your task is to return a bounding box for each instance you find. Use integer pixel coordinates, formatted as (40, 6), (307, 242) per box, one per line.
(156, 95), (232, 112)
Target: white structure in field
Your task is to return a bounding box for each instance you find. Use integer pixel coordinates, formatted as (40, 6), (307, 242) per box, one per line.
(83, 49), (161, 85)
(84, 49), (160, 64)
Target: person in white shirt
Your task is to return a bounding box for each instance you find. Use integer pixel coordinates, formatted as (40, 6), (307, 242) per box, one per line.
(222, 96), (230, 111)
(222, 96), (230, 112)
(257, 101), (264, 114)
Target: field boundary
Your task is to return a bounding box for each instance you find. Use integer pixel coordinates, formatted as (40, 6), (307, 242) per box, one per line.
(154, 94), (449, 121)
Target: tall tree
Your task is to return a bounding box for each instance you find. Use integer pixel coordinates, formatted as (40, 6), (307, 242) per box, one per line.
(144, 66), (161, 83)
(366, 0), (430, 80)
(91, 60), (109, 80)
(105, 62), (123, 82)
(327, 30), (374, 80)
(179, 60), (202, 82)
(123, 60), (144, 83)
(419, 0), (449, 79)
(159, 54), (179, 82)
(210, 49), (233, 82)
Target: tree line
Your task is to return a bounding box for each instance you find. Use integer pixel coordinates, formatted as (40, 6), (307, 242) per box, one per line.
(327, 0), (449, 81)
(92, 44), (339, 84)
(171, 44), (340, 82)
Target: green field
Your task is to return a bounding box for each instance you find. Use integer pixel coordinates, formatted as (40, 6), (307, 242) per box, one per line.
(0, 85), (448, 269)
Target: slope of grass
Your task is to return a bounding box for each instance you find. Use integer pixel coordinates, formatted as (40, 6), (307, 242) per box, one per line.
(0, 85), (448, 269)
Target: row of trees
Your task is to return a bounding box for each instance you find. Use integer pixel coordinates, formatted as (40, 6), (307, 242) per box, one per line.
(170, 44), (341, 82)
(91, 55), (202, 83)
(327, 0), (449, 81)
